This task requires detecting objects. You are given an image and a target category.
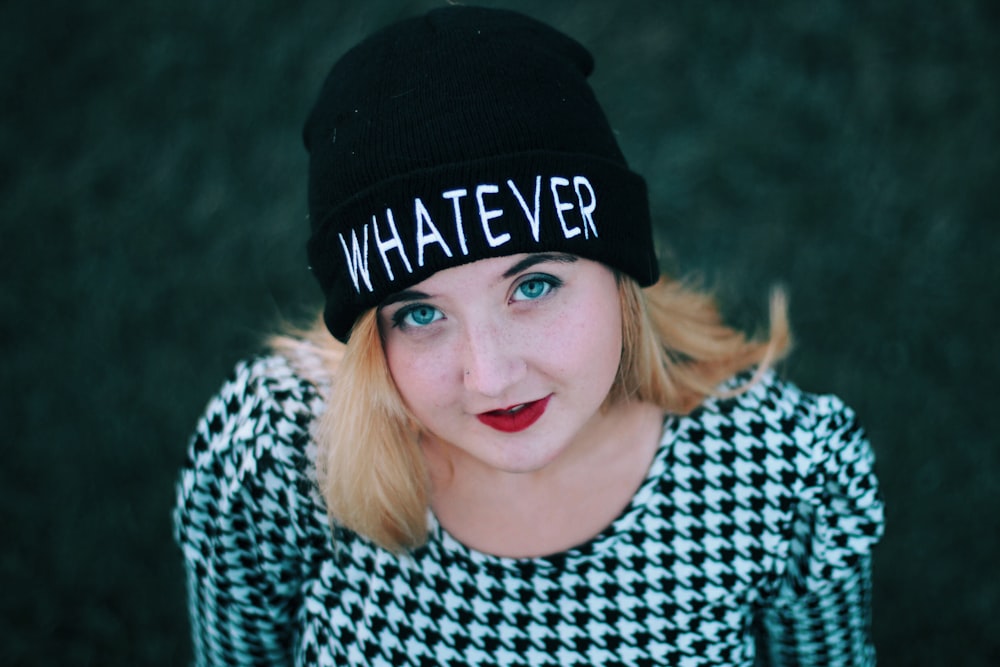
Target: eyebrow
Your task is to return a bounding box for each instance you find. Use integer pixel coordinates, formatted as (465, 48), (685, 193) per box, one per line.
(379, 288), (431, 308)
(501, 252), (578, 279)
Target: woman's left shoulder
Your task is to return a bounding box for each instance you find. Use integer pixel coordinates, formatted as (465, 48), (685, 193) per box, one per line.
(713, 369), (868, 448)
(717, 369), (883, 529)
(694, 369), (881, 508)
(740, 372), (885, 589)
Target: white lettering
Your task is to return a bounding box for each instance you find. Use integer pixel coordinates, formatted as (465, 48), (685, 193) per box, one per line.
(475, 184), (510, 248)
(372, 209), (413, 282)
(337, 225), (373, 293)
(550, 176), (580, 239)
(414, 198), (453, 267)
(573, 176), (598, 239)
(441, 188), (470, 256)
(507, 176), (542, 242)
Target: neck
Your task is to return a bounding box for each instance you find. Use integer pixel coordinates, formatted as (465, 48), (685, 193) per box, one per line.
(425, 400), (665, 558)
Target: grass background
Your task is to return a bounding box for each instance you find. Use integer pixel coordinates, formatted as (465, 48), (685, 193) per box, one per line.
(2, 0), (997, 664)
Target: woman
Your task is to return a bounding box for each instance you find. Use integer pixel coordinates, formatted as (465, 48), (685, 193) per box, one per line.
(175, 6), (883, 666)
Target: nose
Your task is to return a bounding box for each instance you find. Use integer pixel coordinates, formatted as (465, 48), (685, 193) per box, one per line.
(461, 319), (526, 397)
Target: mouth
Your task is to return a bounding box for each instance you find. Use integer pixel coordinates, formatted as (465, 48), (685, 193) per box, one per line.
(476, 396), (551, 433)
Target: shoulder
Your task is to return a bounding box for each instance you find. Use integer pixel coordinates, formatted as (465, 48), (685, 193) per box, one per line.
(699, 370), (883, 577)
(675, 369), (883, 530)
(734, 372), (875, 485)
(698, 369), (866, 455)
(705, 371), (879, 494)
(664, 370), (843, 527)
(180, 354), (324, 489)
(173, 353), (335, 659)
(174, 353), (330, 560)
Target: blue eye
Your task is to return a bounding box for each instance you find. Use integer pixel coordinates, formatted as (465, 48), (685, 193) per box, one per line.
(393, 305), (443, 329)
(512, 275), (560, 302)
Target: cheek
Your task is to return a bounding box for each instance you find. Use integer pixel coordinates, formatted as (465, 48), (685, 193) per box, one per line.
(540, 296), (622, 381)
(385, 345), (456, 410)
(583, 315), (623, 383)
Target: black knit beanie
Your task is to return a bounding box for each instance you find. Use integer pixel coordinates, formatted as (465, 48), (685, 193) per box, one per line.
(304, 6), (659, 342)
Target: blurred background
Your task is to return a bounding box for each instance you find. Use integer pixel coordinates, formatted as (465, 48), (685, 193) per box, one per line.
(2, 0), (997, 664)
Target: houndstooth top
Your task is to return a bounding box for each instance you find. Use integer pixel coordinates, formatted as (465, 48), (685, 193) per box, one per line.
(174, 352), (884, 666)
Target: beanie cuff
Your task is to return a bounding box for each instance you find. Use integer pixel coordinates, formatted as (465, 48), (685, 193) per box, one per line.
(308, 150), (658, 341)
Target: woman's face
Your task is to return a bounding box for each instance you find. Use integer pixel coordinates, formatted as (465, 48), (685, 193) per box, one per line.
(378, 252), (623, 477)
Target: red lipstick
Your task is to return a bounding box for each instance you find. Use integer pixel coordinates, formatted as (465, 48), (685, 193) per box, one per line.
(476, 396), (551, 433)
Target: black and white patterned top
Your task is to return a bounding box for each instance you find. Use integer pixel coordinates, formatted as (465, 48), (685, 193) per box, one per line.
(174, 352), (884, 666)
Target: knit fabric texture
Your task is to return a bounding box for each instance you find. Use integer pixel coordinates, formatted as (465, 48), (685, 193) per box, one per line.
(304, 7), (658, 341)
(174, 352), (884, 666)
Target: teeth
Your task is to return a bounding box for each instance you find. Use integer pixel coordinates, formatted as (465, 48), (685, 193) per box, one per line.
(493, 403), (526, 415)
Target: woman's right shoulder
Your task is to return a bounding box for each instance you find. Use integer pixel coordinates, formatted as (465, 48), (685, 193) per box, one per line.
(173, 351), (336, 655)
(185, 353), (324, 466)
(173, 351), (331, 552)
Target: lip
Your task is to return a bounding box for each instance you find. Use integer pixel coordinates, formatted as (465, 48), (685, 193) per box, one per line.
(476, 395), (551, 433)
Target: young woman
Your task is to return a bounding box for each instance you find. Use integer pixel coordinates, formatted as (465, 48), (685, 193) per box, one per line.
(174, 6), (883, 666)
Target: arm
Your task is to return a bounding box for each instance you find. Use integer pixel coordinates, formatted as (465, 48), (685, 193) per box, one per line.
(757, 397), (885, 666)
(173, 357), (329, 666)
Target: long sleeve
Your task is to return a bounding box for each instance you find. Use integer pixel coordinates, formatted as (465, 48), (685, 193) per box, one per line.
(757, 395), (885, 666)
(173, 356), (330, 666)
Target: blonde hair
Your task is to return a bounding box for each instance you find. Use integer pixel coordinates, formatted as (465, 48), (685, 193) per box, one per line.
(274, 275), (790, 551)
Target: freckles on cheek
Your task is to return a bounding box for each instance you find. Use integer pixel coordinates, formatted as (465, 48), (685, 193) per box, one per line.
(551, 302), (621, 374)
(389, 349), (452, 403)
(545, 310), (590, 349)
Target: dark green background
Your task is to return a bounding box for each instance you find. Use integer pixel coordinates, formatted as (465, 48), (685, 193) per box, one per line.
(2, 1), (997, 665)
